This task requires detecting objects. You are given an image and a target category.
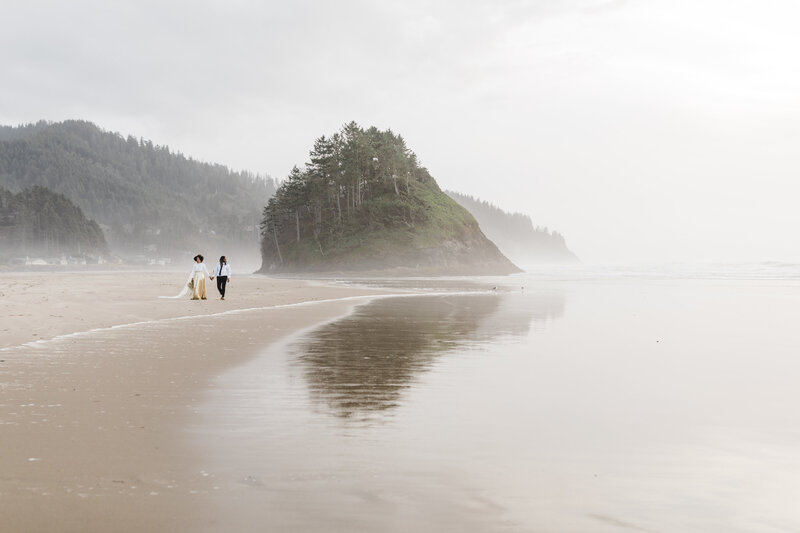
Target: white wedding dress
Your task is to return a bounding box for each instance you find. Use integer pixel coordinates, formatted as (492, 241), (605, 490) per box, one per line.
(159, 262), (210, 299)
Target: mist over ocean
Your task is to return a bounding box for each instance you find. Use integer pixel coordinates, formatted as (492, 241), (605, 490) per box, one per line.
(190, 266), (800, 532)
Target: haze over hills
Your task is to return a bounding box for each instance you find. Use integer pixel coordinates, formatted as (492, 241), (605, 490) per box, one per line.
(446, 191), (579, 266)
(0, 185), (108, 262)
(0, 120), (276, 263)
(259, 122), (519, 275)
(0, 119), (577, 272)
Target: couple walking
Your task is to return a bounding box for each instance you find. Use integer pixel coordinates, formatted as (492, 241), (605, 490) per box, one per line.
(188, 254), (231, 300)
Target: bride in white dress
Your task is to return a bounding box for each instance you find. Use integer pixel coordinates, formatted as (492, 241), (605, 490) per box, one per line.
(159, 254), (210, 299)
(188, 254), (210, 300)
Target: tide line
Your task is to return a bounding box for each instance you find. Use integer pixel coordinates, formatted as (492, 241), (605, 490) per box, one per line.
(0, 290), (485, 353)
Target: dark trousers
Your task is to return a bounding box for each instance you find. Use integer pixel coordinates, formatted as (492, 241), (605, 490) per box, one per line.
(216, 275), (228, 297)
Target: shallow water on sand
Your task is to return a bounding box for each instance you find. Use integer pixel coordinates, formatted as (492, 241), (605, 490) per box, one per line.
(195, 279), (800, 532)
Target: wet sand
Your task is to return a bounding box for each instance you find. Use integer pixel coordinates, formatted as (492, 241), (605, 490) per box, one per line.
(6, 273), (800, 532)
(0, 271), (399, 532)
(154, 279), (800, 532)
(187, 291), (558, 533)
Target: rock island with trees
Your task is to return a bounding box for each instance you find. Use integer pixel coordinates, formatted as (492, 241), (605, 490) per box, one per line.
(259, 122), (519, 275)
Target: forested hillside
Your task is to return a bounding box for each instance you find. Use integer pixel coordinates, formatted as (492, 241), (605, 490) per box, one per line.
(0, 185), (107, 259)
(446, 191), (579, 265)
(0, 120), (276, 256)
(260, 122), (519, 274)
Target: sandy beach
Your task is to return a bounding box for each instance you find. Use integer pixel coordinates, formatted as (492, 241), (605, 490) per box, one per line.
(0, 271), (388, 350)
(5, 272), (800, 532)
(0, 271), (398, 532)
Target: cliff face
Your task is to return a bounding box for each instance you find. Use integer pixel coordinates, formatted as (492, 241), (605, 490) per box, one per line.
(259, 123), (520, 275)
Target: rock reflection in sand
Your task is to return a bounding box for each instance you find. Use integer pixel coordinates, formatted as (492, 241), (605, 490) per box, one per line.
(291, 291), (564, 419)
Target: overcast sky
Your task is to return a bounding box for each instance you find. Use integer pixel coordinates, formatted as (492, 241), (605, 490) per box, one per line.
(2, 0), (799, 263)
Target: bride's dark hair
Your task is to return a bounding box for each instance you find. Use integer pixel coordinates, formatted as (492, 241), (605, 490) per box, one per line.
(194, 254), (204, 262)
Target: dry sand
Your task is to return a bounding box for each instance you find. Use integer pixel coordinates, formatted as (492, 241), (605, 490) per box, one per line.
(0, 271), (400, 532)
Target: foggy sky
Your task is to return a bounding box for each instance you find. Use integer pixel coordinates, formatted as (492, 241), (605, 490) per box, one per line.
(2, 0), (799, 264)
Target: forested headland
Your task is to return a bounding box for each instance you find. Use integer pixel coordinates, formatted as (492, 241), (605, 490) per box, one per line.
(0, 120), (276, 259)
(260, 122), (519, 274)
(0, 119), (577, 271)
(0, 186), (107, 261)
(445, 191), (579, 265)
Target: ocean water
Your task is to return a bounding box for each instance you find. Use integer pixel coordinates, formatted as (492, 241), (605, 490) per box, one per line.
(195, 270), (800, 532)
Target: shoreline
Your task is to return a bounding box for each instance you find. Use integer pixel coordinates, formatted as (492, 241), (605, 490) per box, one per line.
(0, 271), (394, 350)
(0, 271), (405, 532)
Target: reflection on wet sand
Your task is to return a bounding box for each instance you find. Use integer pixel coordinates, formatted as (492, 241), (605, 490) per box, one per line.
(292, 291), (565, 418)
(193, 280), (800, 532)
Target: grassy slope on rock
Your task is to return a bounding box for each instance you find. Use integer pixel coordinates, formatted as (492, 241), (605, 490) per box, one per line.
(279, 181), (481, 268)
